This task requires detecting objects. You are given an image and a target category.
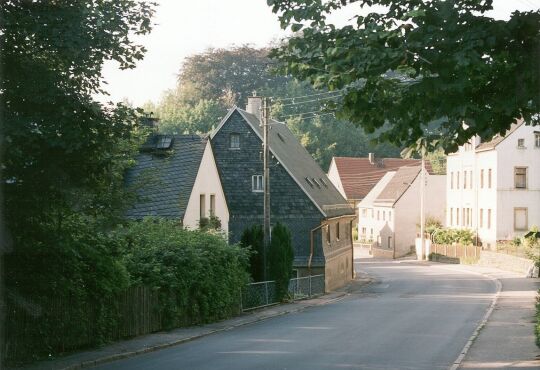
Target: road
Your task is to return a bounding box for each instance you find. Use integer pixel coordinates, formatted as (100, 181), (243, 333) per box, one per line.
(94, 255), (497, 370)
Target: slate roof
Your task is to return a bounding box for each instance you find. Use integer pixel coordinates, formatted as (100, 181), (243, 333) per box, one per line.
(332, 156), (433, 200)
(374, 166), (422, 206)
(475, 120), (524, 152)
(212, 107), (354, 218)
(125, 134), (207, 219)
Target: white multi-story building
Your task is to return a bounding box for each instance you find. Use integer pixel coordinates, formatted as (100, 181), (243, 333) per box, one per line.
(446, 121), (540, 248)
(358, 166), (446, 257)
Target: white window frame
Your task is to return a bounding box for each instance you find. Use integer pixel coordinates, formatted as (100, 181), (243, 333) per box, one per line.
(229, 133), (240, 149)
(514, 207), (528, 231)
(252, 175), (263, 192)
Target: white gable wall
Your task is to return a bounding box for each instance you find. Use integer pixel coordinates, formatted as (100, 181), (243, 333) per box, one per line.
(327, 158), (347, 199)
(183, 141), (229, 234)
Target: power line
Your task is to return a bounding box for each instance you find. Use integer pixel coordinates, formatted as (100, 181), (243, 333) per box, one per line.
(276, 94), (343, 108)
(278, 108), (336, 120)
(272, 89), (345, 103)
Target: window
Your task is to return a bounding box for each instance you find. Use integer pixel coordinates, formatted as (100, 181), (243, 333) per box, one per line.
(464, 171), (467, 189)
(370, 228), (373, 238)
(535, 133), (540, 148)
(336, 222), (340, 240)
(450, 172), (454, 189)
(456, 208), (460, 225)
(252, 175), (263, 192)
(470, 170), (473, 189)
(229, 133), (240, 149)
(514, 208), (528, 231)
(517, 138), (525, 148)
(200, 194), (206, 219)
(488, 169), (492, 188)
(462, 208), (466, 226)
(387, 236), (392, 249)
(209, 194), (216, 216)
(389, 211), (392, 222)
(450, 208), (453, 226)
(156, 135), (173, 149)
(457, 172), (460, 189)
(480, 209), (483, 228)
(383, 211), (386, 221)
(371, 209), (374, 218)
(377, 210), (380, 220)
(514, 167), (527, 189)
(361, 208), (367, 217)
(487, 209), (491, 229)
(326, 225), (331, 244)
(480, 169), (484, 188)
(362, 227), (366, 237)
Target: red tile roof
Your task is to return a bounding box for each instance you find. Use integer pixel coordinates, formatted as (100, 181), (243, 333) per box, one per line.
(333, 156), (433, 200)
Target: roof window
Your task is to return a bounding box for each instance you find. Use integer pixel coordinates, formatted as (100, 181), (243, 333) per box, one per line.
(319, 178), (328, 187)
(312, 178), (322, 188)
(156, 135), (173, 149)
(305, 177), (314, 187)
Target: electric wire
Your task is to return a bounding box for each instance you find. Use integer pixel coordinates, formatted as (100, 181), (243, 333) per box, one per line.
(272, 89), (345, 103)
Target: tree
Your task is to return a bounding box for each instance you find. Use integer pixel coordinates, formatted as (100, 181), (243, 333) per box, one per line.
(1, 0), (155, 301)
(268, 222), (294, 301)
(268, 0), (540, 153)
(240, 225), (265, 282)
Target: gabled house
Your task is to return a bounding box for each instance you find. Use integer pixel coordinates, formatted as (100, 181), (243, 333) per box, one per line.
(328, 155), (433, 223)
(358, 166), (446, 258)
(125, 134), (229, 233)
(446, 120), (540, 248)
(210, 96), (355, 291)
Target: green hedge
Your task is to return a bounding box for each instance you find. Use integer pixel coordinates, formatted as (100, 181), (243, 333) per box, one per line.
(119, 218), (250, 328)
(432, 228), (474, 245)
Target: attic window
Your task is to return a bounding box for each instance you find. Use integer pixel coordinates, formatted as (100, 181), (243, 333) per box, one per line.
(517, 138), (525, 149)
(319, 178), (328, 187)
(230, 133), (240, 149)
(156, 135), (173, 149)
(277, 132), (285, 142)
(312, 178), (322, 188)
(305, 177), (314, 187)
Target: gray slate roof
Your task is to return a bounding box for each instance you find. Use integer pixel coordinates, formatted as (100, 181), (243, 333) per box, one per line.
(374, 166), (422, 206)
(125, 135), (207, 219)
(233, 108), (354, 218)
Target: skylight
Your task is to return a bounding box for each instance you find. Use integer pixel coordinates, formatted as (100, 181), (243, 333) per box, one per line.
(156, 135), (173, 149)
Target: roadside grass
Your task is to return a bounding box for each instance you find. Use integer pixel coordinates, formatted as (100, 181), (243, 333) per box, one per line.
(534, 290), (540, 347)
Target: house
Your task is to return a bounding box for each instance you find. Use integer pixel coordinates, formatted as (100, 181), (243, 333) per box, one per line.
(210, 96), (356, 291)
(358, 166), (446, 258)
(446, 120), (540, 248)
(327, 155), (433, 223)
(125, 133), (229, 233)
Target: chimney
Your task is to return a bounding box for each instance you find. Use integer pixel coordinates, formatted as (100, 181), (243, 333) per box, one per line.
(246, 91), (262, 120)
(140, 112), (159, 131)
(368, 153), (375, 165)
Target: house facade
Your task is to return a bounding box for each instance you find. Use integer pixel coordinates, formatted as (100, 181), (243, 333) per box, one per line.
(210, 97), (355, 291)
(125, 134), (229, 233)
(358, 166), (446, 258)
(446, 121), (540, 248)
(328, 155), (432, 224)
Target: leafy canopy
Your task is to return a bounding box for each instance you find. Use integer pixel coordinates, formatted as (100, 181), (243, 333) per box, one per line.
(268, 0), (540, 153)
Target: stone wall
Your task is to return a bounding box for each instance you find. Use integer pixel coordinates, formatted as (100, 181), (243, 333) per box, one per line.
(372, 246), (394, 259)
(478, 250), (536, 276)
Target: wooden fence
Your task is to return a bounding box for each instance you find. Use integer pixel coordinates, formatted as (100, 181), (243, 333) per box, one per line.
(430, 244), (482, 261)
(4, 286), (162, 364)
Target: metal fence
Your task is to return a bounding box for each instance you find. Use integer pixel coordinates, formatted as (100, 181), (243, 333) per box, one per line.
(241, 274), (325, 311)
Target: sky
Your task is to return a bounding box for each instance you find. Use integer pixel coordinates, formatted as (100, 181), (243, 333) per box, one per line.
(100, 0), (539, 107)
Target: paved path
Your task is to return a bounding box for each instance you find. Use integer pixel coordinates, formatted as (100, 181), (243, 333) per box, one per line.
(90, 257), (497, 370)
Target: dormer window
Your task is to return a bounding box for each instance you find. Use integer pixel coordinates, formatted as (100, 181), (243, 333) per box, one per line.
(517, 138), (525, 149)
(230, 133), (240, 149)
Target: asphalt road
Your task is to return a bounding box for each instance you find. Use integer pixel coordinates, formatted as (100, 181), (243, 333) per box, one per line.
(94, 256), (496, 370)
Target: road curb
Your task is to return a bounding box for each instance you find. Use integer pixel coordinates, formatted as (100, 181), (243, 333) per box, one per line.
(443, 267), (503, 370)
(57, 291), (349, 370)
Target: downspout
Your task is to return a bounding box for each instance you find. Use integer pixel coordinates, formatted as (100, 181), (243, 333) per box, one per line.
(350, 220), (354, 279)
(309, 223), (325, 275)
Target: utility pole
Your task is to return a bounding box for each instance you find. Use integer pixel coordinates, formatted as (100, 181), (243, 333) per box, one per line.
(420, 154), (426, 260)
(262, 97), (271, 281)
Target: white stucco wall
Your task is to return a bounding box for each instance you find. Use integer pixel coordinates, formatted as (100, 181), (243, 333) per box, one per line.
(327, 158), (347, 199)
(446, 124), (539, 247)
(183, 141), (229, 234)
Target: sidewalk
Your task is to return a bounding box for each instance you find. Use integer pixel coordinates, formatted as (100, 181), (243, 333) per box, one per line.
(447, 265), (540, 370)
(18, 276), (372, 370)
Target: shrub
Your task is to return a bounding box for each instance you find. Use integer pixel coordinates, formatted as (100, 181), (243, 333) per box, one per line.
(240, 224), (265, 282)
(432, 228), (474, 245)
(268, 222), (294, 301)
(118, 218), (249, 328)
(199, 215), (222, 232)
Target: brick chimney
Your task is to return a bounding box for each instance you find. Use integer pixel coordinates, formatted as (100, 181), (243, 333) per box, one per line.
(246, 91), (262, 120)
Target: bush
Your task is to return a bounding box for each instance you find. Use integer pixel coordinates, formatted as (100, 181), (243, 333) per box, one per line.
(432, 228), (474, 245)
(118, 218), (250, 328)
(268, 222), (294, 301)
(240, 224), (265, 282)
